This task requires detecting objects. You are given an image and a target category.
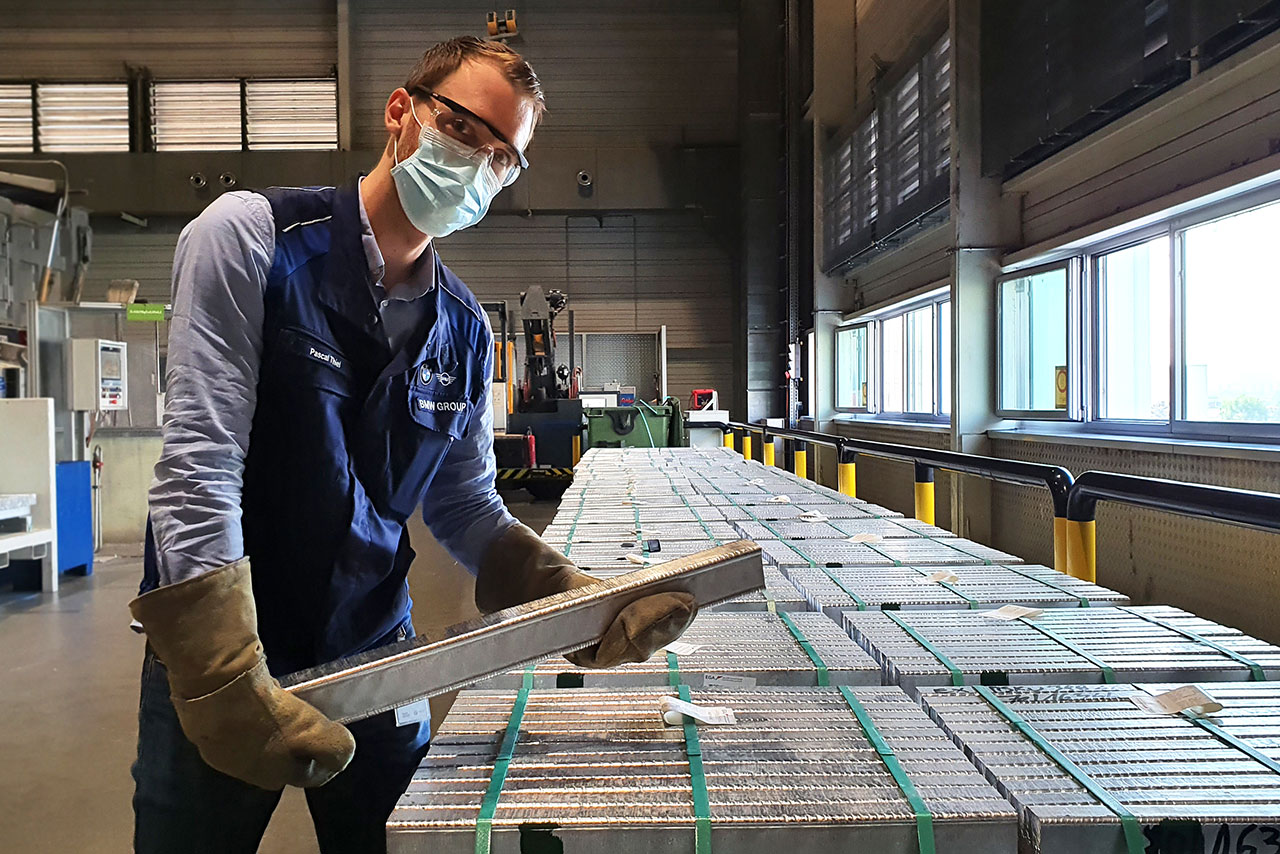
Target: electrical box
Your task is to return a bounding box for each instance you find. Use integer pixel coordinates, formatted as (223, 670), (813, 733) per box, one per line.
(66, 338), (127, 412)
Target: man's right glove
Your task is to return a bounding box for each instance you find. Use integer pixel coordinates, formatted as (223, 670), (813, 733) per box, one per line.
(129, 559), (356, 790)
(475, 523), (697, 668)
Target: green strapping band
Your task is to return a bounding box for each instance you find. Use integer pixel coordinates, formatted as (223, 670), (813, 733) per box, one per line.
(1120, 607), (1267, 681)
(837, 686), (937, 854)
(861, 539), (904, 567)
(998, 564), (1090, 607)
(562, 492), (590, 557)
(777, 610), (830, 686)
(676, 684), (713, 854)
(1017, 617), (1117, 683)
(667, 651), (682, 687)
(907, 566), (979, 610)
(1134, 687), (1280, 775)
(474, 677), (533, 854)
(975, 686), (1145, 854)
(881, 610), (964, 686)
(812, 563), (870, 611)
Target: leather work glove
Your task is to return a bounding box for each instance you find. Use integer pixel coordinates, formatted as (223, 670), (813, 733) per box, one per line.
(129, 559), (356, 790)
(476, 523), (697, 669)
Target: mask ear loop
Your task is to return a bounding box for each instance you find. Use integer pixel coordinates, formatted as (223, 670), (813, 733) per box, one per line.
(394, 99), (426, 168)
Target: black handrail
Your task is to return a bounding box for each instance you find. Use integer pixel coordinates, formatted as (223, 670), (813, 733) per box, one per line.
(684, 418), (1074, 518)
(1067, 471), (1280, 532)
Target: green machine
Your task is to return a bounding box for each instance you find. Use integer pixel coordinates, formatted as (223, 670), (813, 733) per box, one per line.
(584, 399), (687, 449)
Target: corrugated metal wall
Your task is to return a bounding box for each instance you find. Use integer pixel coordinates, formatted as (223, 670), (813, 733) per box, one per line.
(349, 0), (739, 151)
(0, 0), (336, 78)
(437, 212), (733, 406)
(989, 438), (1280, 645)
(83, 223), (182, 303)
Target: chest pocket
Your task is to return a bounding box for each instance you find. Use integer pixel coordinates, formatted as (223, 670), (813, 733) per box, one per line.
(406, 359), (471, 441)
(275, 327), (351, 397)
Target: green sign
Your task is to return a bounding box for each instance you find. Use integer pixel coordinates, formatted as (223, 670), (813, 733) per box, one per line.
(126, 303), (166, 322)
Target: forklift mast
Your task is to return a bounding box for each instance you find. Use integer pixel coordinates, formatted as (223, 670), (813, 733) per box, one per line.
(518, 284), (569, 411)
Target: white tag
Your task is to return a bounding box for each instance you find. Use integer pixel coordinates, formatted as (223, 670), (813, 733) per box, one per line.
(624, 553), (657, 565)
(767, 495), (791, 503)
(702, 673), (756, 689)
(797, 511), (829, 523)
(660, 695), (736, 726)
(1131, 686), (1224, 717)
(917, 570), (959, 584)
(747, 478), (766, 486)
(981, 604), (1045, 620)
(394, 697), (430, 727)
(664, 641), (703, 656)
(845, 533), (882, 544)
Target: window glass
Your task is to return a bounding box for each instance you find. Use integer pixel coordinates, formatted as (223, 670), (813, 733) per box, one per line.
(939, 300), (952, 415)
(999, 267), (1068, 411)
(0, 85), (33, 153)
(1183, 200), (1280, 423)
(905, 305), (934, 413)
(882, 314), (905, 413)
(36, 83), (130, 152)
(1098, 237), (1170, 420)
(245, 79), (337, 150)
(152, 82), (242, 151)
(835, 325), (868, 409)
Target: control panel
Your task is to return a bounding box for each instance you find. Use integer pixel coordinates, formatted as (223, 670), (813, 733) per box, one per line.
(66, 338), (128, 412)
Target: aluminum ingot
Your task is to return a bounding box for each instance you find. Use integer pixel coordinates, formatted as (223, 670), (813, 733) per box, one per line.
(280, 541), (764, 723)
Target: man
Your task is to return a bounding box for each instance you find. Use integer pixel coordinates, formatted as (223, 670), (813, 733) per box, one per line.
(129, 36), (696, 853)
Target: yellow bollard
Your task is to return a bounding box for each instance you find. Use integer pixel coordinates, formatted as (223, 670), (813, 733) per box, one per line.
(723, 430), (734, 450)
(1052, 517), (1067, 575)
(763, 440), (776, 467)
(742, 433), (753, 461)
(794, 448), (808, 480)
(1064, 519), (1097, 582)
(838, 461), (857, 498)
(572, 434), (581, 466)
(914, 481), (936, 525)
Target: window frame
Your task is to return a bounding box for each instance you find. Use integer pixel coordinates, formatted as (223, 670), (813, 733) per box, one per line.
(833, 322), (875, 414)
(995, 259), (1082, 422)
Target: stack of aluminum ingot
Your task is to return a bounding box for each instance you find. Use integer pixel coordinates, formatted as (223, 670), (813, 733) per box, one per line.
(919, 683), (1280, 853)
(387, 687), (1019, 853)
(389, 446), (1280, 852)
(471, 611), (880, 690)
(844, 605), (1280, 693)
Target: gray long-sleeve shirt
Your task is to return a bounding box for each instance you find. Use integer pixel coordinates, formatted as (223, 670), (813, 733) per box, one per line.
(149, 186), (516, 584)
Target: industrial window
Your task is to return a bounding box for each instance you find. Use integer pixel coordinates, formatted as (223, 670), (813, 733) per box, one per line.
(998, 264), (1074, 417)
(245, 79), (337, 150)
(36, 83), (130, 152)
(835, 290), (950, 422)
(1003, 185), (1280, 440)
(152, 82), (242, 151)
(0, 85), (34, 152)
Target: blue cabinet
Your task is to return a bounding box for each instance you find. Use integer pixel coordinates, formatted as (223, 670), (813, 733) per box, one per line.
(56, 461), (93, 576)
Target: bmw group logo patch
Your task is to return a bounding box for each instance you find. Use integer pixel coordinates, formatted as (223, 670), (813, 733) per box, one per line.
(419, 365), (432, 385)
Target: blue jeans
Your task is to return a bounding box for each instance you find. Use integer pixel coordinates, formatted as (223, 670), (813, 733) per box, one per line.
(132, 630), (431, 854)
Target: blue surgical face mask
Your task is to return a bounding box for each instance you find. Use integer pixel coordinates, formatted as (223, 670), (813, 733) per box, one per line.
(390, 105), (503, 239)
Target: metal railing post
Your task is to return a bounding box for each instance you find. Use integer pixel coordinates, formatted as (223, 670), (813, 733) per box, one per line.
(763, 431), (776, 467)
(837, 445), (857, 498)
(913, 462), (935, 525)
(742, 431), (753, 462)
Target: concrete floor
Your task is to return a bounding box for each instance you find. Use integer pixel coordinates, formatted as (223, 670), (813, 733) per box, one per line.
(0, 493), (557, 853)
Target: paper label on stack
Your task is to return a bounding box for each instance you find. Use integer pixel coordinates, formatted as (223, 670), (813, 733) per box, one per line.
(846, 533), (882, 544)
(981, 605), (1046, 620)
(798, 511), (829, 523)
(768, 495), (791, 503)
(664, 641), (703, 656)
(1131, 685), (1224, 716)
(660, 696), (736, 726)
(394, 698), (430, 727)
(917, 570), (960, 584)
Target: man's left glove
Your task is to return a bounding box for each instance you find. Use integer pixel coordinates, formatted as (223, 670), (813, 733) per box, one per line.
(476, 523), (697, 668)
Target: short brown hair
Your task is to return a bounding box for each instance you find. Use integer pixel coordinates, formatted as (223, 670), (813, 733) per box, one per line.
(403, 36), (546, 124)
